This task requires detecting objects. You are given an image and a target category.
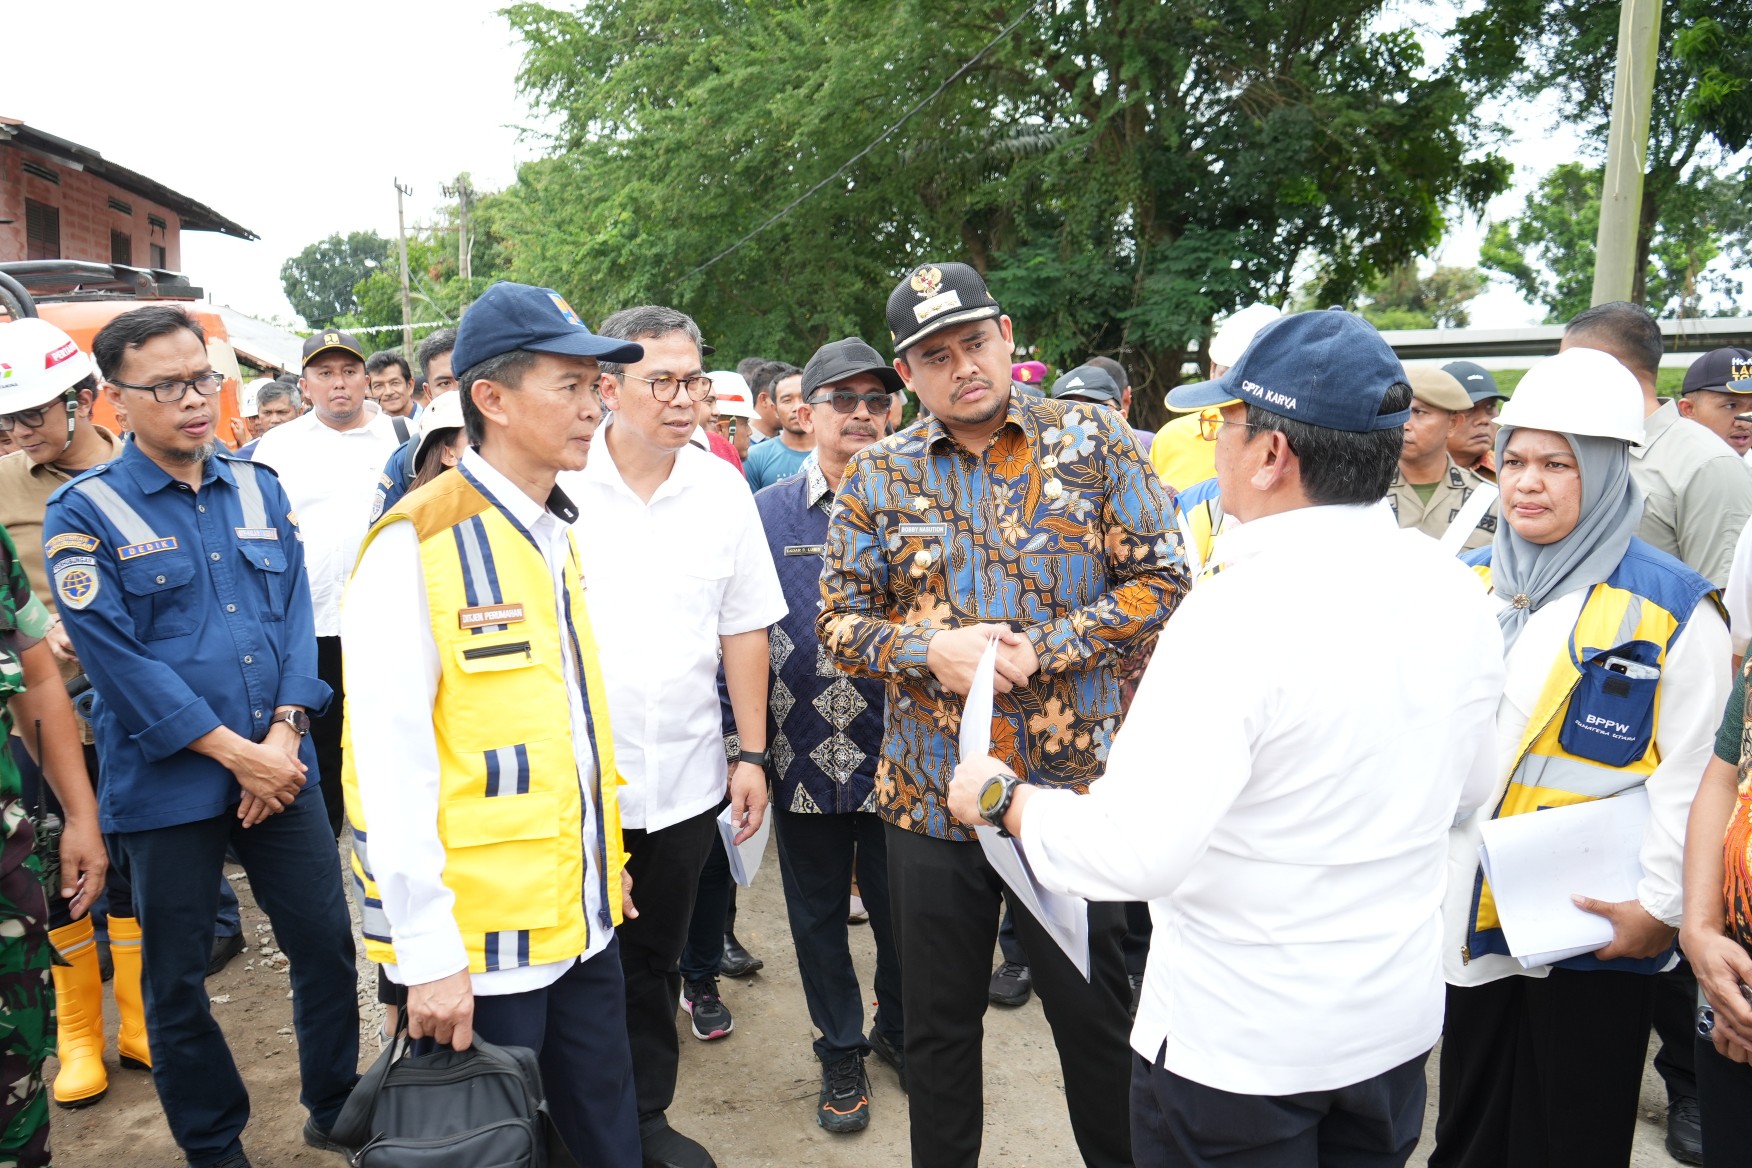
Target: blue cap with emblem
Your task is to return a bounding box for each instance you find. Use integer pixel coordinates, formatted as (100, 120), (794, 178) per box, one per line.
(452, 281), (646, 377)
(1165, 309), (1411, 433)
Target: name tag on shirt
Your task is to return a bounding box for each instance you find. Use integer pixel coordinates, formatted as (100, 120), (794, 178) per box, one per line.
(897, 523), (948, 537)
(234, 527), (280, 541)
(117, 537), (179, 560)
(458, 603), (526, 629)
(784, 544), (825, 557)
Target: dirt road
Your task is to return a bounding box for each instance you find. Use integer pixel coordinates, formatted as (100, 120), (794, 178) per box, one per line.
(50, 843), (1685, 1166)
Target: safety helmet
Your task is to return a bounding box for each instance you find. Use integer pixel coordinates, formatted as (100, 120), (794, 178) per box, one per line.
(1496, 347), (1645, 446)
(0, 318), (95, 414)
(414, 387), (468, 467)
(708, 371), (757, 419)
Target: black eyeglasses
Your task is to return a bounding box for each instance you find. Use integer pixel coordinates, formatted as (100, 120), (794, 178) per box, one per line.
(809, 390), (894, 416)
(0, 403), (58, 433)
(622, 373), (713, 403)
(108, 371), (226, 403)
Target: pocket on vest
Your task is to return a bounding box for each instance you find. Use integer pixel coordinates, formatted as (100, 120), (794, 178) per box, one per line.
(1559, 640), (1660, 768)
(440, 792), (563, 931)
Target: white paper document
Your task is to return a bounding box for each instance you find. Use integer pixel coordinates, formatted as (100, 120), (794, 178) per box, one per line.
(1476, 787), (1650, 969)
(718, 801), (775, 887)
(960, 638), (1092, 980)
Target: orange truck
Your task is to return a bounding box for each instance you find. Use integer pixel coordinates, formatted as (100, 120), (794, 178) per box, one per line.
(0, 261), (249, 447)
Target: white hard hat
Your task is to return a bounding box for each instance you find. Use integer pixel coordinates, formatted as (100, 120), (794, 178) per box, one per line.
(0, 318), (95, 414)
(415, 388), (467, 465)
(1208, 303), (1284, 368)
(238, 377), (275, 418)
(1496, 347), (1645, 446)
(709, 371), (756, 418)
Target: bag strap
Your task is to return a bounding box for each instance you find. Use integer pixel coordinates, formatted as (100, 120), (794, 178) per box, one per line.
(392, 416), (412, 446)
(1438, 482), (1498, 557)
(330, 1019), (409, 1147)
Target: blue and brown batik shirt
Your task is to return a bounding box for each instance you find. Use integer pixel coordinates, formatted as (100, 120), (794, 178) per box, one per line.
(818, 389), (1188, 840)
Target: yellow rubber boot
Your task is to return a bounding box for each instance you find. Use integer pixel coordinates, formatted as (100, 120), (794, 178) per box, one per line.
(106, 916), (151, 1070)
(48, 917), (108, 1107)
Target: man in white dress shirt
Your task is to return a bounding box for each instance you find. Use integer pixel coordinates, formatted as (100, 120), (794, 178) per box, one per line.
(949, 310), (1507, 1168)
(560, 304), (787, 1168)
(253, 328), (401, 835)
(342, 282), (645, 1166)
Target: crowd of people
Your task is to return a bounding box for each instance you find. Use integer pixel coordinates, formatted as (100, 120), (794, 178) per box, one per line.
(0, 262), (1748, 1168)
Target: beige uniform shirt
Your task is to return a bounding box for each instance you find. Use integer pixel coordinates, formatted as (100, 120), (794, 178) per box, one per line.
(1387, 457), (1498, 553)
(1631, 401), (1752, 586)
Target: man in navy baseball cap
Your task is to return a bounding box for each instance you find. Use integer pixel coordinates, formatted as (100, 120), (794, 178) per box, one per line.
(452, 281), (644, 378)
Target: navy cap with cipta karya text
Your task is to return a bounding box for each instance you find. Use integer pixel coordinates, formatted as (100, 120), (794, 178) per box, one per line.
(452, 281), (645, 376)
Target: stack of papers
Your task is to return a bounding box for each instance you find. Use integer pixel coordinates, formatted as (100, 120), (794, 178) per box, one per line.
(1476, 787), (1649, 968)
(717, 802), (774, 886)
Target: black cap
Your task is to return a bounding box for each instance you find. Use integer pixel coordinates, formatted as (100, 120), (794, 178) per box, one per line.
(802, 337), (905, 399)
(302, 328), (366, 368)
(1442, 360), (1505, 405)
(1049, 363), (1122, 405)
(1682, 347), (1752, 395)
(886, 262), (1001, 354)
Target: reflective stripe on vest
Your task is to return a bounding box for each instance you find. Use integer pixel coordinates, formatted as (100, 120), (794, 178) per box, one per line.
(231, 461), (270, 530)
(73, 477), (161, 544)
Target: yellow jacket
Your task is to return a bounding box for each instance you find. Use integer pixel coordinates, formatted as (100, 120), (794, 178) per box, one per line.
(342, 469), (627, 973)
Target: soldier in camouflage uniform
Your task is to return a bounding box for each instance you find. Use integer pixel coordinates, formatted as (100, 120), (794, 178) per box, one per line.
(0, 523), (109, 1166)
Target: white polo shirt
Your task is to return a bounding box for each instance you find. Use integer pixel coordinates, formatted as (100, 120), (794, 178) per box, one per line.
(560, 418), (787, 832)
(251, 408), (401, 636)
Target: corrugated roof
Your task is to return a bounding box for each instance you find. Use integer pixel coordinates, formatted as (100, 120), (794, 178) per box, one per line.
(0, 115), (256, 241)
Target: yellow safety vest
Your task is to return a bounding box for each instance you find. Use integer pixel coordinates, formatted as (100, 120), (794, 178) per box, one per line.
(341, 466), (627, 973)
(1466, 538), (1718, 971)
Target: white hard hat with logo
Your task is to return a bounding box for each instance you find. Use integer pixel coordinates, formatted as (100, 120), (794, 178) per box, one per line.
(709, 371), (757, 418)
(1496, 347), (1646, 446)
(0, 317), (96, 414)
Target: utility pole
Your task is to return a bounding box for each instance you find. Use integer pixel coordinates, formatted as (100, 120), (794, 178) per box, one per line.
(441, 174), (475, 310)
(1590, 0), (1663, 306)
(394, 178), (415, 358)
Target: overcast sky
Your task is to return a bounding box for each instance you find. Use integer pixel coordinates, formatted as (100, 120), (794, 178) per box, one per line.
(10, 1), (1612, 333)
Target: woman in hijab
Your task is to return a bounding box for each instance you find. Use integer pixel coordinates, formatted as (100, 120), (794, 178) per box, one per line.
(1431, 347), (1732, 1168)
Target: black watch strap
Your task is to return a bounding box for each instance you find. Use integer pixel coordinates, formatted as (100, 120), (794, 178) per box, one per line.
(736, 749), (768, 768)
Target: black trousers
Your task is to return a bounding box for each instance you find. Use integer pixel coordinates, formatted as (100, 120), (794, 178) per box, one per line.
(616, 805), (720, 1124)
(312, 636), (346, 839)
(678, 832), (735, 983)
(1652, 958), (1699, 1099)
(1696, 1033), (1752, 1167)
(774, 808), (901, 1061)
(1431, 970), (1656, 1168)
(886, 822), (1133, 1168)
(1131, 1046), (1429, 1168)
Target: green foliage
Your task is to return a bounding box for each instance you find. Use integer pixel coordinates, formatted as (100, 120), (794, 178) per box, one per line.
(1359, 263), (1488, 330)
(494, 0), (1515, 428)
(279, 231), (393, 330)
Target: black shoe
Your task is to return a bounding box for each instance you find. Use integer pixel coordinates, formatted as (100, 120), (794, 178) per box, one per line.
(302, 1116), (355, 1156)
(1665, 1095), (1703, 1165)
(720, 933), (763, 978)
(817, 1052), (871, 1133)
(639, 1117), (718, 1168)
(207, 932), (245, 978)
(988, 960), (1032, 1007)
(1128, 972), (1144, 1018)
(868, 1028), (907, 1094)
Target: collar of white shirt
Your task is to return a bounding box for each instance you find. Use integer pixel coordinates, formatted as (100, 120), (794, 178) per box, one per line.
(459, 448), (578, 536)
(576, 414), (715, 503)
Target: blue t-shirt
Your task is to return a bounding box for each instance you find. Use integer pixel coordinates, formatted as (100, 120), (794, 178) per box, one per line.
(743, 438), (811, 491)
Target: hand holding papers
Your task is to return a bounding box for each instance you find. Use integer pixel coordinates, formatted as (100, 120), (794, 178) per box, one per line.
(718, 801), (774, 886)
(1476, 787), (1651, 969)
(960, 636), (1092, 979)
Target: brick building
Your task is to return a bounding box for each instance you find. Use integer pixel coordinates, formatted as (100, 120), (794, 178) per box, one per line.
(0, 115), (253, 269)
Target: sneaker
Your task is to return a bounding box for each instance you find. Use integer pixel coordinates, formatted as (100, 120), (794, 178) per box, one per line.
(988, 960), (1032, 1007)
(847, 894), (869, 925)
(868, 1028), (907, 1094)
(1665, 1095), (1703, 1165)
(681, 978), (734, 1040)
(816, 1052), (870, 1133)
(720, 933), (764, 978)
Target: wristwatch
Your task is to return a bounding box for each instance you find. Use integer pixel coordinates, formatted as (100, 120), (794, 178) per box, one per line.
(736, 748), (767, 769)
(977, 769), (1023, 837)
(273, 709), (310, 736)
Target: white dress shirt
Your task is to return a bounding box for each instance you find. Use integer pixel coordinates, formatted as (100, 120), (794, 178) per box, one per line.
(1441, 582), (1729, 986)
(343, 450), (608, 993)
(559, 417), (787, 832)
(251, 409), (401, 636)
(1019, 503), (1506, 1097)
(1724, 515), (1752, 656)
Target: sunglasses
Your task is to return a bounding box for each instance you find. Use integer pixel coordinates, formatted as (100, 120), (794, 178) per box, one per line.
(808, 390), (894, 415)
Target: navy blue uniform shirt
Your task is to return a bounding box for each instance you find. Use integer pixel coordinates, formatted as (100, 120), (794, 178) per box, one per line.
(43, 440), (330, 833)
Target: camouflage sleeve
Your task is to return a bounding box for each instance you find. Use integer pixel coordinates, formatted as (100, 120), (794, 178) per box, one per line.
(0, 528), (48, 649)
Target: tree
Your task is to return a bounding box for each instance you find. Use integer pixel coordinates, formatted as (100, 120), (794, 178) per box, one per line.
(279, 231), (393, 330)
(498, 0), (1517, 427)
(1465, 0), (1752, 311)
(1358, 263), (1488, 330)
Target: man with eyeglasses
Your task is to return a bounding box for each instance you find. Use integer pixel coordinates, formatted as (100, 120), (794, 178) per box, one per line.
(742, 367), (815, 491)
(252, 328), (400, 837)
(557, 305), (786, 1168)
(42, 305), (360, 1168)
(371, 328), (461, 522)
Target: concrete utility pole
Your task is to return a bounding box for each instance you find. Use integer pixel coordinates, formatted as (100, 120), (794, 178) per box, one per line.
(1591, 0), (1664, 306)
(441, 175), (474, 310)
(394, 179), (415, 357)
